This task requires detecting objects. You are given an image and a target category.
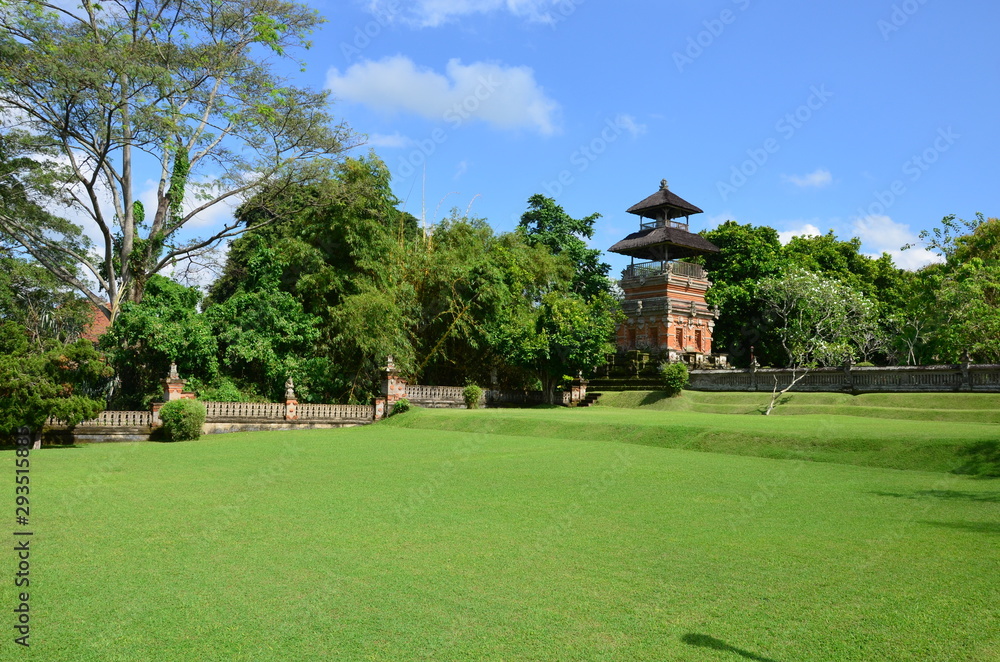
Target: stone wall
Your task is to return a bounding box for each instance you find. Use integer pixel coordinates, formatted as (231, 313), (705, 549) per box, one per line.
(688, 363), (1000, 393)
(47, 401), (377, 443)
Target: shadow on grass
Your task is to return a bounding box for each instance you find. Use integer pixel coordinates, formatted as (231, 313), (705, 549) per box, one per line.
(954, 441), (1000, 478)
(870, 490), (1000, 503)
(640, 391), (673, 406)
(919, 520), (1000, 535)
(681, 633), (779, 661)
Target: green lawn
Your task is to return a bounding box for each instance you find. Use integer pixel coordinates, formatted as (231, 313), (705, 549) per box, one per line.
(2, 404), (998, 660)
(390, 400), (1000, 474)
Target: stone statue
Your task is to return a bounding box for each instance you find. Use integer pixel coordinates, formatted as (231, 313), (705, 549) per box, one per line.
(284, 377), (295, 399)
(168, 362), (179, 380)
(660, 178), (669, 190)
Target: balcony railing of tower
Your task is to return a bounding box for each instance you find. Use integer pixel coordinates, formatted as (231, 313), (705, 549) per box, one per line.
(622, 260), (706, 281)
(639, 217), (690, 231)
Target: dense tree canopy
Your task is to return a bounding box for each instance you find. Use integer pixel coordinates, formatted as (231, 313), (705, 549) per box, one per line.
(0, 321), (111, 441)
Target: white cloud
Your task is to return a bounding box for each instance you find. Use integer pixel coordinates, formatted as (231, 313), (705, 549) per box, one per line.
(852, 214), (942, 271)
(326, 56), (560, 135)
(366, 132), (415, 149)
(701, 213), (734, 231)
(367, 0), (574, 27)
(138, 177), (239, 231)
(783, 168), (832, 189)
(614, 114), (647, 139)
(778, 223), (822, 245)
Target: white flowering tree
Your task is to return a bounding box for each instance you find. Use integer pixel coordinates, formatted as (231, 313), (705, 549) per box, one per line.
(758, 267), (878, 414)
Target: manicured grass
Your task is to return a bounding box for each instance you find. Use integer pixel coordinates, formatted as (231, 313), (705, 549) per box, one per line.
(388, 404), (1000, 474)
(2, 411), (998, 661)
(597, 389), (1000, 424)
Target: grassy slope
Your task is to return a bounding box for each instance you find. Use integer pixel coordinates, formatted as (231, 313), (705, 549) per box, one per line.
(387, 404), (1000, 474)
(2, 425), (998, 661)
(597, 390), (1000, 424)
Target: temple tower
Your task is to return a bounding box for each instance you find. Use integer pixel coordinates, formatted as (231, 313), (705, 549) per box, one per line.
(608, 180), (722, 365)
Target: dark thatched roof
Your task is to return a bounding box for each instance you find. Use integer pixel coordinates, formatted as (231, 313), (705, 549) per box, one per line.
(608, 226), (720, 261)
(626, 187), (703, 219)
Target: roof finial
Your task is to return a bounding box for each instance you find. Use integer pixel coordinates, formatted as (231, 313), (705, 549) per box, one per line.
(660, 179), (669, 190)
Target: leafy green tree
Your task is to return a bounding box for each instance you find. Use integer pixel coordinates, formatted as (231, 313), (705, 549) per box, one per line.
(490, 290), (621, 403)
(0, 0), (354, 320)
(518, 194), (611, 300)
(925, 258), (1000, 363)
(698, 221), (787, 366)
(0, 255), (91, 344)
(0, 321), (111, 444)
(784, 231), (910, 335)
(901, 214), (1000, 363)
(411, 212), (565, 388)
(213, 155), (416, 403)
(204, 236), (328, 402)
(100, 275), (218, 408)
(904, 213), (989, 261)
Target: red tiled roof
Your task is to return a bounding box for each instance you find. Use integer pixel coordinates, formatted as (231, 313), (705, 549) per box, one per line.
(80, 303), (112, 343)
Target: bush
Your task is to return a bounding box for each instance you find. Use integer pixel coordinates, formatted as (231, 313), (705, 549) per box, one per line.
(658, 362), (689, 397)
(463, 384), (483, 409)
(390, 398), (411, 416)
(158, 399), (207, 441)
(855, 362), (875, 367)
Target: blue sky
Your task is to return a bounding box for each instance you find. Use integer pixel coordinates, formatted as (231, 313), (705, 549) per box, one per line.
(291, 0), (998, 276)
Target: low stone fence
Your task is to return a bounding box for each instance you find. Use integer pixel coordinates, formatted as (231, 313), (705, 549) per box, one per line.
(45, 410), (155, 444)
(689, 363), (1000, 393)
(47, 400), (377, 443)
(403, 384), (549, 409)
(405, 385), (467, 408)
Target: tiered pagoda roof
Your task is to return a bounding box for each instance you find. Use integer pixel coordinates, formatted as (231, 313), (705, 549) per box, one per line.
(609, 180), (720, 261)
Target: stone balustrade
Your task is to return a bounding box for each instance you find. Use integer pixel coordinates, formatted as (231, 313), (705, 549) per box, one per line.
(689, 363), (1000, 393)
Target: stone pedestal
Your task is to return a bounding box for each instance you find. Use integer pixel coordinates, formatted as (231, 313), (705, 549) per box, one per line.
(570, 373), (588, 404)
(284, 377), (298, 420)
(163, 362), (187, 401)
(380, 355), (408, 408)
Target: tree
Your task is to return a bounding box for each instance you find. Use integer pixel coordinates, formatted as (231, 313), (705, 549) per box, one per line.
(518, 194), (610, 300)
(212, 154), (417, 403)
(490, 290), (621, 403)
(0, 0), (354, 321)
(100, 275), (218, 409)
(204, 236), (328, 402)
(410, 212), (565, 389)
(903, 212), (989, 260)
(0, 321), (111, 445)
(926, 258), (1000, 363)
(757, 268), (878, 414)
(0, 255), (91, 344)
(902, 214), (1000, 363)
(698, 221), (787, 366)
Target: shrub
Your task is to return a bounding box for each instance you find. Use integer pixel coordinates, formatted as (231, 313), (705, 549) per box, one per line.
(390, 398), (411, 416)
(658, 362), (689, 397)
(463, 384), (483, 409)
(158, 399), (207, 441)
(855, 362), (875, 367)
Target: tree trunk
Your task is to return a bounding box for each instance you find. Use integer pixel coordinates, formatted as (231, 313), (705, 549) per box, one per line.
(764, 368), (810, 415)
